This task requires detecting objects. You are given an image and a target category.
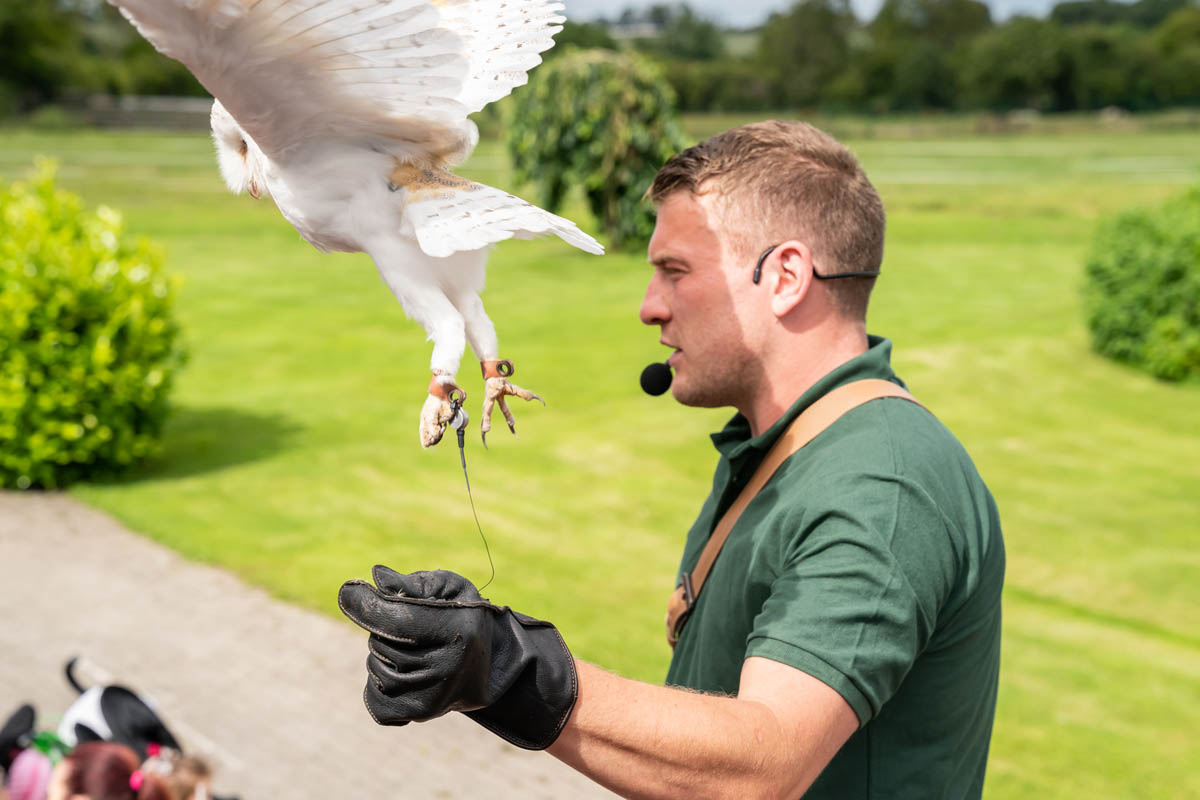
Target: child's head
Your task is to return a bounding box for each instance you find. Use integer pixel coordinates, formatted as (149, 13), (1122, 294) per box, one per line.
(163, 756), (210, 800)
(47, 742), (172, 800)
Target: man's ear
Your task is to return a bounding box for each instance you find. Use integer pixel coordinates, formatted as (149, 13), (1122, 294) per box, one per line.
(768, 240), (815, 318)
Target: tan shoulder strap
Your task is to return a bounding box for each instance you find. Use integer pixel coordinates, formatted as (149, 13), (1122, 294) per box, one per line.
(665, 379), (922, 648)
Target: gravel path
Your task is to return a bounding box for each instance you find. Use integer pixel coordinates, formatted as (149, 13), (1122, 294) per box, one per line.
(0, 491), (618, 799)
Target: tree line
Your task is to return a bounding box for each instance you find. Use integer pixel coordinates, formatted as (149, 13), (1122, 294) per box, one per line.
(2, 0), (1198, 116)
(562, 0), (1200, 113)
(1, 0), (202, 115)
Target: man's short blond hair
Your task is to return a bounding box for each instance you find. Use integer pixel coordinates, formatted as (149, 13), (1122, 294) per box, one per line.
(649, 120), (885, 320)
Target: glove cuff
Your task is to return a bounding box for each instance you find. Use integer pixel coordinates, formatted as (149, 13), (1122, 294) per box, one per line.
(465, 617), (577, 750)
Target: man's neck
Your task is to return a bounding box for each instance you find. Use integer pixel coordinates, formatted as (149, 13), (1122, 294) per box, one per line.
(742, 327), (869, 437)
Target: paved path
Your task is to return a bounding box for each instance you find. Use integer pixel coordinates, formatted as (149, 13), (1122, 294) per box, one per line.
(0, 491), (618, 799)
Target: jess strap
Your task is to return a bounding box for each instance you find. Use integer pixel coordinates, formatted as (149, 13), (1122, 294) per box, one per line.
(665, 379), (924, 648)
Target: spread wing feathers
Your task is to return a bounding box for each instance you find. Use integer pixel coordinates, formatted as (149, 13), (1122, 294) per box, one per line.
(434, 0), (565, 114)
(106, 0), (565, 160)
(404, 182), (604, 259)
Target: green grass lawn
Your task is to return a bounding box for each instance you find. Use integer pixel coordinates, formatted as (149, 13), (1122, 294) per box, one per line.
(2, 117), (1198, 798)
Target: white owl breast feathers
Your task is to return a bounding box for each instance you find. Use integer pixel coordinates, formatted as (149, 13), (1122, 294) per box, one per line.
(107, 0), (604, 258)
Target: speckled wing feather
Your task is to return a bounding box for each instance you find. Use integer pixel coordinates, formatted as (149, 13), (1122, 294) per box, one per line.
(105, 0), (565, 162)
(395, 167), (603, 258)
(432, 0), (565, 114)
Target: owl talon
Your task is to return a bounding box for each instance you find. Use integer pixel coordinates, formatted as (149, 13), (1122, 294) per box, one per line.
(420, 374), (464, 448)
(479, 361), (541, 443)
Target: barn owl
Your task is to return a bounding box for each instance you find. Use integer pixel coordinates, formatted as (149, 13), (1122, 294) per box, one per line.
(107, 0), (603, 447)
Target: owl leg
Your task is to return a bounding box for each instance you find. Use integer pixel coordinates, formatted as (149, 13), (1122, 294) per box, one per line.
(374, 261), (468, 448)
(450, 290), (543, 447)
(479, 359), (543, 448)
(422, 371), (465, 448)
(416, 298), (468, 448)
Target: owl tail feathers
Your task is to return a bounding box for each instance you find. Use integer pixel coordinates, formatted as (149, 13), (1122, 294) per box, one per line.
(404, 179), (605, 258)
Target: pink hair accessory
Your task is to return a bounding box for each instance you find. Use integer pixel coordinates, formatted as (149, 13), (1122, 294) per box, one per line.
(130, 769), (145, 791)
(146, 743), (161, 757)
(7, 749), (53, 800)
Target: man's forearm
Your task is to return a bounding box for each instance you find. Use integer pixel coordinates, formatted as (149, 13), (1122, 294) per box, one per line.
(339, 567), (855, 795)
(546, 660), (851, 800)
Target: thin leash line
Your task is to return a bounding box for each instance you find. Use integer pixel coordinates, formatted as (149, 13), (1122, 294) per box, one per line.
(457, 426), (495, 593)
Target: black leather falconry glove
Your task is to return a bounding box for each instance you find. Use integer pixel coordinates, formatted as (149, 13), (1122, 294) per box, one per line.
(337, 566), (577, 750)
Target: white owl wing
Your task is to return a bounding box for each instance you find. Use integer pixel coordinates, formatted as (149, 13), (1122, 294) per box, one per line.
(393, 168), (603, 258)
(106, 0), (565, 161)
(431, 0), (565, 115)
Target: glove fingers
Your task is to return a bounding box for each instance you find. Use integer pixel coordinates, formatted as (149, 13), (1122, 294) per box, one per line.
(362, 681), (414, 727)
(364, 659), (466, 723)
(366, 650), (447, 693)
(339, 581), (461, 645)
(371, 566), (483, 602)
(370, 565), (426, 597)
(367, 637), (447, 677)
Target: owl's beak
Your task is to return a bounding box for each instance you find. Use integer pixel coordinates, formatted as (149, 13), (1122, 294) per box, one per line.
(247, 180), (262, 200)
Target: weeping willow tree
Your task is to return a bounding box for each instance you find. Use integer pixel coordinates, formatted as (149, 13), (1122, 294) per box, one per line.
(507, 49), (689, 250)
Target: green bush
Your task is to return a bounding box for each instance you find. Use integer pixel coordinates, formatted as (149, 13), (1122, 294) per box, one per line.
(507, 48), (690, 250)
(1083, 188), (1200, 381)
(0, 160), (185, 489)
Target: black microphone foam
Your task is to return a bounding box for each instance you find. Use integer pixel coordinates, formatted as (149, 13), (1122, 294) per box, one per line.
(640, 361), (673, 396)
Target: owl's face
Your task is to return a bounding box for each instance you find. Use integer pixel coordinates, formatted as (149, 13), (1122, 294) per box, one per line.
(211, 99), (267, 199)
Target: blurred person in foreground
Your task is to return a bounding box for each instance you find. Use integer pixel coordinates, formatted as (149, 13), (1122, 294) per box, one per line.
(160, 756), (209, 800)
(33, 742), (170, 800)
(339, 120), (1006, 799)
(1, 699), (218, 800)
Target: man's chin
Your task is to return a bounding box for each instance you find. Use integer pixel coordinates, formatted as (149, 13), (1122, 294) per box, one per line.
(670, 379), (724, 409)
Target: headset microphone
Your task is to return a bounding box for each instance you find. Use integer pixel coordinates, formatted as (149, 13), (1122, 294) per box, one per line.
(640, 360), (673, 396)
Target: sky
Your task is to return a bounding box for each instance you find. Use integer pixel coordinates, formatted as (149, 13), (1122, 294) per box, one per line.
(561, 0), (1061, 28)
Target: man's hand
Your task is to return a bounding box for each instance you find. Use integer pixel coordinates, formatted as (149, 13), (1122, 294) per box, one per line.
(337, 566), (577, 750)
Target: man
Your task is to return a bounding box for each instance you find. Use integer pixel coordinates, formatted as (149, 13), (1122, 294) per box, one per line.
(339, 120), (1005, 798)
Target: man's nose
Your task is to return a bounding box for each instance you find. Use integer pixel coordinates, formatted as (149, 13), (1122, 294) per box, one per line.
(639, 275), (669, 327)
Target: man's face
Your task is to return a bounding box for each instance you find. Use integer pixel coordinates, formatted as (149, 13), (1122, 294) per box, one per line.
(641, 192), (763, 410)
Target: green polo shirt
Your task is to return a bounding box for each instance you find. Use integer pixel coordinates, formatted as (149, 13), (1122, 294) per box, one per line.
(666, 336), (1004, 799)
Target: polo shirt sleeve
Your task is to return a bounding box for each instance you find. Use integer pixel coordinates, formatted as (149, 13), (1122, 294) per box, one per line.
(744, 472), (957, 726)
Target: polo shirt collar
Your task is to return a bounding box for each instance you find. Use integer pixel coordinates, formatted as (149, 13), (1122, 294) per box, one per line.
(710, 335), (900, 465)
